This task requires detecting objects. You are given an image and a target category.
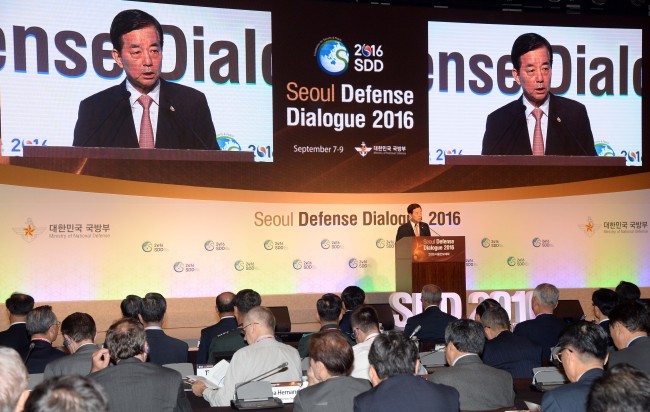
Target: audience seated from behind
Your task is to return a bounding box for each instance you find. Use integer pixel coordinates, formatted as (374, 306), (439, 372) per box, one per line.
(44, 312), (99, 378)
(192, 306), (302, 407)
(139, 292), (188, 365)
(0, 347), (30, 412)
(0, 292), (34, 356)
(473, 298), (501, 323)
(591, 288), (619, 348)
(607, 300), (650, 375)
(513, 283), (566, 363)
(119, 294), (142, 319)
(349, 305), (382, 380)
(207, 288), (261, 364)
(541, 321), (608, 412)
(428, 319), (514, 411)
(298, 293), (353, 358)
(481, 306), (542, 379)
(354, 331), (459, 412)
(615, 280), (641, 303)
(339, 285), (366, 335)
(294, 332), (371, 412)
(89, 317), (191, 412)
(587, 363), (650, 412)
(404, 284), (457, 343)
(197, 291), (238, 365)
(25, 305), (67, 374)
(24, 375), (108, 412)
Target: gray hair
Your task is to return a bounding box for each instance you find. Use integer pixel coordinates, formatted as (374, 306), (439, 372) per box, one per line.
(0, 347), (28, 412)
(26, 305), (58, 335)
(533, 283), (559, 309)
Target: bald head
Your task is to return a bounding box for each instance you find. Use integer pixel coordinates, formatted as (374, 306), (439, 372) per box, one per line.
(216, 292), (236, 315)
(421, 284), (442, 306)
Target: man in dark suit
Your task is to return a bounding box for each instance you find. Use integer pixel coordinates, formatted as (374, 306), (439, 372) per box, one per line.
(25, 305), (68, 374)
(591, 288), (618, 348)
(354, 331), (459, 412)
(482, 33), (596, 156)
(428, 319), (515, 411)
(196, 292), (238, 365)
(339, 285), (365, 335)
(0, 292), (34, 355)
(541, 321), (608, 412)
(297, 293), (353, 358)
(481, 307), (541, 378)
(89, 317), (191, 412)
(395, 203), (431, 242)
(44, 312), (100, 378)
(607, 300), (650, 375)
(294, 332), (370, 412)
(139, 293), (188, 365)
(73, 9), (218, 150)
(404, 284), (457, 343)
(513, 283), (566, 363)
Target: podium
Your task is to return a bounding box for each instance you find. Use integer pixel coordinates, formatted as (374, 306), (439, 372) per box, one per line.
(395, 236), (466, 316)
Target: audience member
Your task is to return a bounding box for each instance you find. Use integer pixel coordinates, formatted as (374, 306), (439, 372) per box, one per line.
(0, 292), (34, 355)
(349, 305), (381, 380)
(119, 295), (142, 319)
(0, 347), (30, 412)
(354, 331), (459, 412)
(89, 317), (191, 412)
(607, 300), (650, 374)
(404, 284), (457, 343)
(193, 306), (302, 407)
(587, 363), (650, 412)
(513, 283), (566, 363)
(541, 321), (608, 412)
(43, 312), (99, 378)
(139, 292), (188, 365)
(615, 280), (641, 302)
(474, 298), (500, 323)
(481, 306), (542, 378)
(428, 319), (514, 411)
(298, 293), (352, 358)
(197, 292), (237, 365)
(339, 286), (365, 335)
(591, 288), (618, 347)
(207, 288), (261, 364)
(24, 375), (108, 412)
(294, 332), (370, 412)
(25, 305), (67, 374)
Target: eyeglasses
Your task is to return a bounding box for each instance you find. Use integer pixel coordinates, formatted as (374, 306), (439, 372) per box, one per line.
(351, 327), (361, 341)
(553, 347), (573, 364)
(238, 322), (258, 336)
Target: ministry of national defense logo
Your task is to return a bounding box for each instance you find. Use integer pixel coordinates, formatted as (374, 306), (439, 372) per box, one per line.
(578, 216), (601, 237)
(355, 142), (372, 157)
(13, 218), (45, 243)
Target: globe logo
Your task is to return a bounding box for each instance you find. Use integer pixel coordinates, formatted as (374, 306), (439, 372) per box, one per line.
(507, 257), (516, 267)
(234, 260), (245, 271)
(204, 240), (215, 251)
(349, 258), (359, 269)
(321, 239), (331, 249)
(376, 239), (386, 249)
(264, 240), (274, 251)
(481, 238), (491, 248)
(293, 259), (303, 270)
(217, 135), (242, 151)
(316, 39), (349, 75)
(173, 262), (185, 272)
(595, 142), (615, 157)
(532, 238), (542, 248)
(142, 241), (153, 252)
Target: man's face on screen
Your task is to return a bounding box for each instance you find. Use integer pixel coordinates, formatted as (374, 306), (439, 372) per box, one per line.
(112, 25), (162, 94)
(513, 46), (552, 107)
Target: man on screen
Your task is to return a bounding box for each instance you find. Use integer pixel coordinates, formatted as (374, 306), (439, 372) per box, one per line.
(395, 203), (431, 242)
(481, 33), (596, 156)
(73, 9), (219, 150)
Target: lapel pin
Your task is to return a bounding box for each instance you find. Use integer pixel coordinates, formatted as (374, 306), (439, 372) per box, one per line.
(170, 106), (175, 112)
(556, 117), (561, 122)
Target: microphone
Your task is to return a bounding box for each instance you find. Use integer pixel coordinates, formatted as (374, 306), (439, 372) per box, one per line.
(554, 115), (593, 156)
(427, 225), (442, 237)
(235, 362), (288, 392)
(409, 325), (422, 340)
(75, 89), (131, 148)
(23, 342), (36, 364)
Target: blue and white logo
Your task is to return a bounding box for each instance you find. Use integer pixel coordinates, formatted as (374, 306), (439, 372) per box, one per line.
(316, 39), (349, 75)
(217, 134), (242, 151)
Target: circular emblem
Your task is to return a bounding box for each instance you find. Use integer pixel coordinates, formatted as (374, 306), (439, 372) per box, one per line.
(264, 240), (274, 251)
(376, 239), (386, 249)
(217, 135), (242, 151)
(204, 240), (215, 251)
(507, 257), (517, 267)
(481, 238), (491, 248)
(532, 238), (542, 248)
(234, 260), (245, 271)
(316, 39), (349, 75)
(594, 142), (615, 157)
(293, 259), (303, 270)
(348, 258), (359, 269)
(321, 239), (331, 249)
(142, 241), (153, 252)
(173, 262), (185, 272)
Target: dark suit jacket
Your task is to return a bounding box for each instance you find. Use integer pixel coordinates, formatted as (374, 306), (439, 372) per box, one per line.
(404, 306), (457, 343)
(73, 79), (218, 150)
(541, 368), (603, 412)
(598, 320), (615, 348)
(207, 329), (247, 364)
(197, 317), (238, 365)
(396, 221), (432, 242)
(482, 94), (597, 156)
(607, 336), (650, 375)
(428, 354), (514, 411)
(354, 374), (459, 412)
(25, 339), (68, 374)
(145, 329), (188, 365)
(89, 357), (191, 412)
(0, 323), (30, 355)
(44, 343), (99, 378)
(339, 311), (353, 335)
(294, 375), (370, 412)
(297, 324), (355, 358)
(513, 313), (566, 363)
(482, 330), (542, 379)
